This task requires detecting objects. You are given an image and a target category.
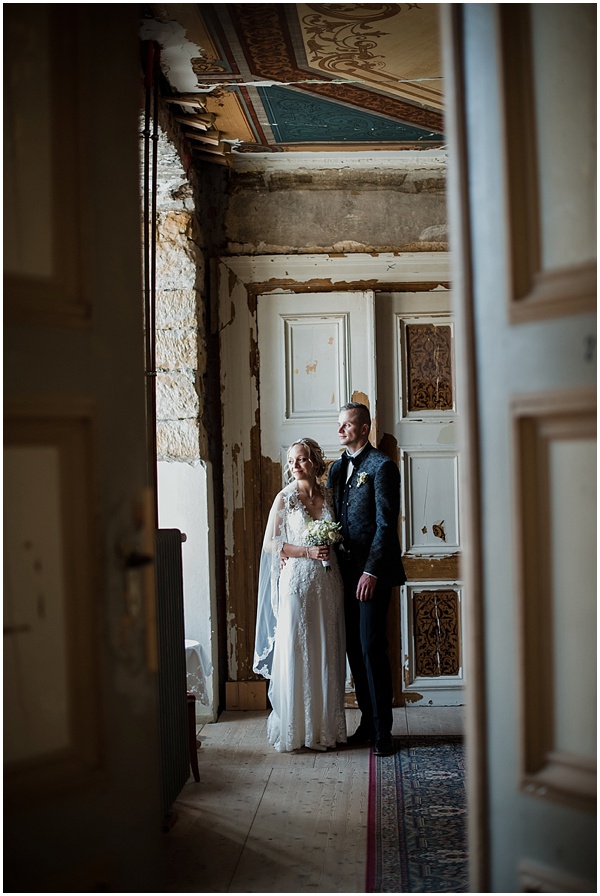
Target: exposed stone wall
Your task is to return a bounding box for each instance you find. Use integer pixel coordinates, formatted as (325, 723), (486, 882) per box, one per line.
(152, 121), (209, 461)
(224, 162), (447, 255)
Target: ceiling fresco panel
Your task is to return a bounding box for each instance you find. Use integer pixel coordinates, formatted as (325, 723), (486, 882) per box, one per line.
(258, 84), (443, 144)
(144, 3), (445, 161)
(293, 3), (444, 110)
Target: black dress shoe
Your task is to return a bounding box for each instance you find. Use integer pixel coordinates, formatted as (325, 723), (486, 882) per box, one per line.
(346, 725), (374, 746)
(372, 734), (395, 756)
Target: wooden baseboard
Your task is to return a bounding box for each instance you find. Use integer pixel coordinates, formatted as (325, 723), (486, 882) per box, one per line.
(225, 680), (268, 710)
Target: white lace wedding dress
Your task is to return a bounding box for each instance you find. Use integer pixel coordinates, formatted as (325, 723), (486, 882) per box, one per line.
(253, 483), (347, 752)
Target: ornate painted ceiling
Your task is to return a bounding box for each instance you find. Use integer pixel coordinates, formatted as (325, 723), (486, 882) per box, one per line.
(142, 3), (444, 165)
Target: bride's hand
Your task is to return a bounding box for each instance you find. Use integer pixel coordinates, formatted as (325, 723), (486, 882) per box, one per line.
(310, 546), (330, 561)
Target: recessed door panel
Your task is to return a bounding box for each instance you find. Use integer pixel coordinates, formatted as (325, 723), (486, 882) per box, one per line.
(283, 315), (349, 419)
(404, 451), (460, 553)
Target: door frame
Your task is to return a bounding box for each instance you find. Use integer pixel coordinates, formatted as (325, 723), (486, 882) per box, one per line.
(441, 7), (488, 890)
(217, 251), (451, 700)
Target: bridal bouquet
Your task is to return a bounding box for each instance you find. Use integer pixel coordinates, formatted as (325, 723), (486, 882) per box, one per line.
(303, 519), (343, 571)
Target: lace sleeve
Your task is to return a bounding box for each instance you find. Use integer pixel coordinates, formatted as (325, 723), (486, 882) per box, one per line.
(253, 490), (287, 678)
(262, 490), (287, 556)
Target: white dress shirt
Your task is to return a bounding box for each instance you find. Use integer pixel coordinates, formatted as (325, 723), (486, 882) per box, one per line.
(345, 442), (368, 481)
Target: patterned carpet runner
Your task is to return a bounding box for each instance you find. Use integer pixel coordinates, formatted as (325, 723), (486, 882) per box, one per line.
(366, 736), (468, 892)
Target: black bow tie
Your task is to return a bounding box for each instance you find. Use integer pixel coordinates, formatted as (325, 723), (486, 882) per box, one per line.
(345, 451), (364, 470)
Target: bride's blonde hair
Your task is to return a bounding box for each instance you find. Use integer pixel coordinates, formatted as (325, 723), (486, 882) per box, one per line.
(286, 437), (327, 481)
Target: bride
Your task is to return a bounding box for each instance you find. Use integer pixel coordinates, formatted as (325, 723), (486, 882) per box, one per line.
(253, 438), (347, 752)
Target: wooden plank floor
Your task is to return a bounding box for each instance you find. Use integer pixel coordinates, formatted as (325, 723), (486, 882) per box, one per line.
(163, 706), (464, 893)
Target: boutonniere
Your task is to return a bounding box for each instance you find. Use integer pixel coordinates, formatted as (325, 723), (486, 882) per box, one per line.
(356, 471), (369, 487)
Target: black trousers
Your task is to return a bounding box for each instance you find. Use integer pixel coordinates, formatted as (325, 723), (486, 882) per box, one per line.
(340, 558), (393, 738)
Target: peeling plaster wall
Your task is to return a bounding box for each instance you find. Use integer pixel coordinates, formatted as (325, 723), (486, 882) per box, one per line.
(218, 158), (449, 688)
(225, 158), (448, 255)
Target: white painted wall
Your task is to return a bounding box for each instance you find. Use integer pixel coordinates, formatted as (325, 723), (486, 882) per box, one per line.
(158, 460), (217, 721)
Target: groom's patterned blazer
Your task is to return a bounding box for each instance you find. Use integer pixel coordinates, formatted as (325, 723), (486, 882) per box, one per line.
(327, 443), (406, 586)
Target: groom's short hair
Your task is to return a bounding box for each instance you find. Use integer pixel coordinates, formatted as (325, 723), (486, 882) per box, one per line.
(341, 402), (371, 428)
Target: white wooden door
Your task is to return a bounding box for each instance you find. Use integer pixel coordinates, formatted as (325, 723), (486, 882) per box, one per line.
(377, 290), (462, 706)
(4, 8), (163, 891)
(444, 4), (596, 891)
(258, 290), (376, 492)
(257, 289), (376, 698)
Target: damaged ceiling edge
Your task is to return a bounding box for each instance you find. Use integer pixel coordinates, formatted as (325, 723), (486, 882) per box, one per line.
(140, 18), (204, 92)
(228, 149), (449, 173)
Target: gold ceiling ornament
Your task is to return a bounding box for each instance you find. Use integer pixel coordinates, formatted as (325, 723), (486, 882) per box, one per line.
(298, 3), (443, 112)
(191, 57), (229, 79)
(305, 4), (401, 23)
(302, 5), (398, 77)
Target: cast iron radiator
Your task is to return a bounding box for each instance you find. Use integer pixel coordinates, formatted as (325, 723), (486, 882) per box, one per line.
(155, 528), (189, 818)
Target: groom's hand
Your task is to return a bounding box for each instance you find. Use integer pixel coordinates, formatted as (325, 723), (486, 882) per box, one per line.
(356, 572), (377, 602)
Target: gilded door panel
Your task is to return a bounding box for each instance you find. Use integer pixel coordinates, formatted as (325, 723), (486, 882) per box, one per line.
(405, 321), (455, 414)
(403, 585), (463, 687)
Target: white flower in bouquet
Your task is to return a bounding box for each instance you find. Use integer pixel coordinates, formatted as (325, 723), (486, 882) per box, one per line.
(303, 519), (343, 570)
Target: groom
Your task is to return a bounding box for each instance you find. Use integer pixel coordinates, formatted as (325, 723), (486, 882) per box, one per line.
(327, 402), (405, 756)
